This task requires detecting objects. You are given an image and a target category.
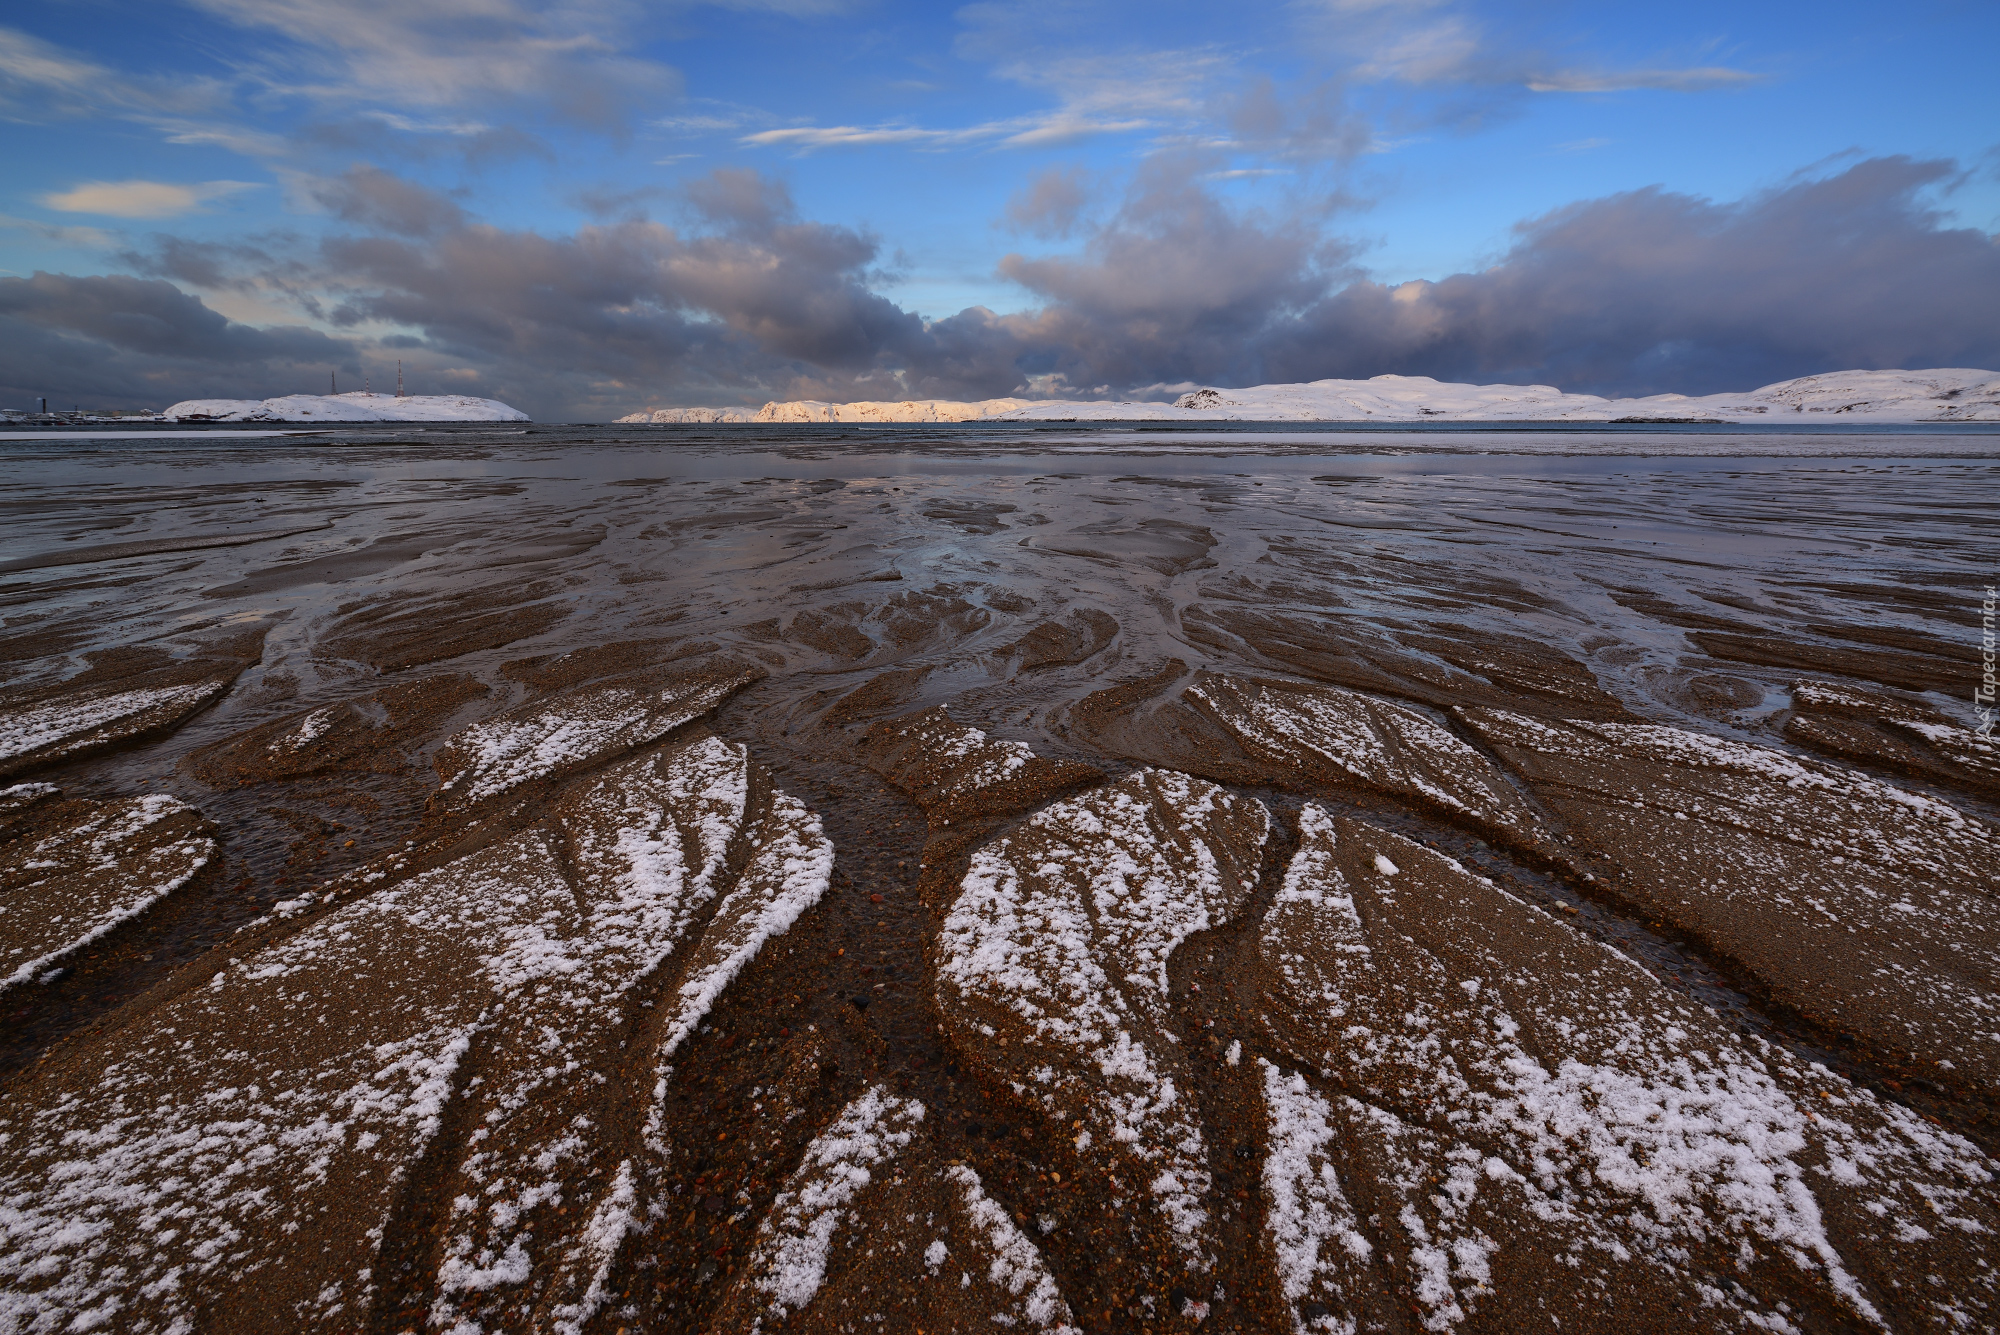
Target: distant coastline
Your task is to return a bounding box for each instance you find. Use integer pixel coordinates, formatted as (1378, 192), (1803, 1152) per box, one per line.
(619, 368), (2000, 426)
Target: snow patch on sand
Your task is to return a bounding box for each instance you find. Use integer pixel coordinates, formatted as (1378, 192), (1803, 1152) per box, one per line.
(748, 1086), (926, 1315)
(0, 683), (221, 767)
(1260, 1060), (1371, 1335)
(0, 791), (213, 992)
(435, 671), (753, 807)
(1260, 805), (1997, 1331)
(936, 769), (1269, 1270)
(655, 792), (834, 1065)
(942, 1163), (1081, 1333)
(1187, 674), (1539, 840)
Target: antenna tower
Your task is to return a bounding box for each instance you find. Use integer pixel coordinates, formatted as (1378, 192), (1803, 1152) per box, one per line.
(397, 360), (404, 398)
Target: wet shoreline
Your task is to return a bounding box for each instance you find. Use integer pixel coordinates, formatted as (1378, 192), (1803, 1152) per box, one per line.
(3, 427), (1996, 1332)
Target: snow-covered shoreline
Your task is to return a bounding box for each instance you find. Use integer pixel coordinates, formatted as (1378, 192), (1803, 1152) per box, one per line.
(163, 392), (528, 423)
(619, 367), (2000, 425)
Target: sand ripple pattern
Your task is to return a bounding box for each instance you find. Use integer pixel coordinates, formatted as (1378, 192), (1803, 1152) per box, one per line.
(714, 1084), (1079, 1333)
(1256, 805), (1999, 1332)
(1187, 672), (1545, 847)
(936, 769), (1269, 1281)
(1459, 709), (2000, 1096)
(0, 734), (831, 1334)
(0, 786), (214, 992)
(434, 665), (760, 809)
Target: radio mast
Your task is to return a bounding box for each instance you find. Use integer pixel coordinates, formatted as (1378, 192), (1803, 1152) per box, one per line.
(397, 360), (404, 398)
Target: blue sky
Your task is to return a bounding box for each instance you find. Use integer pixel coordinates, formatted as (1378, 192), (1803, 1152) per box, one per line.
(2, 0), (1996, 417)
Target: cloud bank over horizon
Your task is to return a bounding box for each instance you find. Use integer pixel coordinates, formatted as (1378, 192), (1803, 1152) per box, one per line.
(2, 0), (1995, 418)
(4, 153), (1995, 419)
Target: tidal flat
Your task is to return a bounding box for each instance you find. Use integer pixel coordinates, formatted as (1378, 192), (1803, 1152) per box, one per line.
(2, 421), (1997, 1334)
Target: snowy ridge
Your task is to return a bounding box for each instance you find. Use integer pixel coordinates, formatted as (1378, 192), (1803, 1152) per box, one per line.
(1459, 708), (2000, 1092)
(163, 392), (529, 423)
(860, 705), (1095, 821)
(1186, 673), (1544, 846)
(0, 736), (833, 1333)
(714, 1085), (1080, 1333)
(0, 685), (215, 764)
(619, 398), (1037, 425)
(935, 769), (1270, 1272)
(1259, 1061), (1374, 1335)
(623, 369), (1999, 425)
(425, 737), (752, 1331)
(651, 792), (834, 1065)
(433, 668), (757, 808)
(0, 682), (228, 777)
(745, 1085), (926, 1317)
(0, 791), (214, 992)
(1257, 805), (2000, 1331)
(0, 831), (569, 1330)
(542, 784), (834, 1333)
(939, 1164), (1081, 1334)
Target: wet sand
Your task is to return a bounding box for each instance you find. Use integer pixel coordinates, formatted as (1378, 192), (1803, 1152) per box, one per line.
(1, 422), (1996, 1333)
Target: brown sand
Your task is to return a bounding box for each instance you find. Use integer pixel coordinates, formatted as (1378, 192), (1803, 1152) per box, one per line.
(0, 429), (1994, 1333)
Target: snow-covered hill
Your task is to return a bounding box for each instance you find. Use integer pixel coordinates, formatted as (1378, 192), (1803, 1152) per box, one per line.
(619, 397), (1036, 425)
(619, 369), (1999, 425)
(620, 406), (756, 423)
(163, 393), (529, 423)
(1007, 369), (2000, 423)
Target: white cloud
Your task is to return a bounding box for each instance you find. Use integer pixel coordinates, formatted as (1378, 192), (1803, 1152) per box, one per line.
(742, 112), (1157, 153)
(998, 115), (1154, 148)
(745, 124), (962, 148)
(41, 180), (262, 219)
(656, 112), (756, 134)
(1527, 68), (1761, 93)
(185, 0), (681, 127)
(699, 0), (858, 12)
(364, 110), (493, 136)
(0, 26), (102, 99)
(737, 44), (1222, 156)
(1301, 1), (1756, 96)
(0, 26), (229, 118)
(153, 120), (292, 156)
(1353, 17), (1483, 84)
(0, 213), (117, 247)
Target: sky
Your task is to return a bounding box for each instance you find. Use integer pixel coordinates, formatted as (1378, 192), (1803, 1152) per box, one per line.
(1, 0), (1996, 420)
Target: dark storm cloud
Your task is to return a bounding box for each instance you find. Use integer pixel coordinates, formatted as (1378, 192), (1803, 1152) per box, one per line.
(311, 165), (469, 237)
(17, 168), (940, 417)
(15, 156), (1998, 418)
(0, 271), (356, 410)
(1252, 155), (2000, 396)
(1005, 167), (1094, 239)
(119, 236), (289, 292)
(289, 168), (931, 415)
(988, 156), (1354, 392)
(982, 154), (2000, 399)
